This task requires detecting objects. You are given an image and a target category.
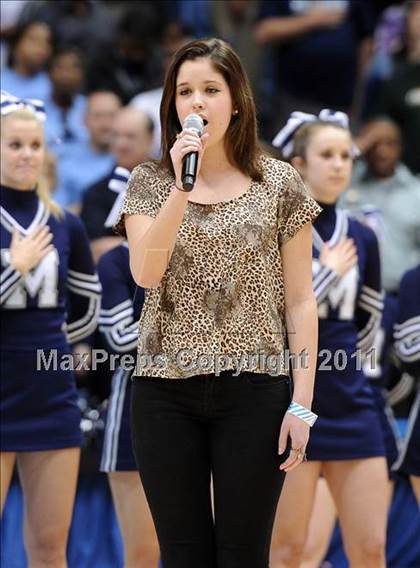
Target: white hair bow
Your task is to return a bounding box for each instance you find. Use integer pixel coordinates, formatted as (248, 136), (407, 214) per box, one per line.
(272, 108), (359, 158)
(1, 90), (46, 122)
(104, 167), (131, 228)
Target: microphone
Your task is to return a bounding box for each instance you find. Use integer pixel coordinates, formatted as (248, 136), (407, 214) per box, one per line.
(181, 113), (204, 191)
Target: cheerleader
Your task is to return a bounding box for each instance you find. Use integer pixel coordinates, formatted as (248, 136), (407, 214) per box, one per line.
(364, 294), (401, 477)
(270, 110), (388, 568)
(296, 293), (401, 568)
(393, 265), (420, 504)
(0, 92), (101, 566)
(339, 173), (405, 480)
(97, 167), (159, 568)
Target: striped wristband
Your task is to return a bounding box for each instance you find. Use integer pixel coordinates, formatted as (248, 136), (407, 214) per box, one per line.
(287, 401), (318, 427)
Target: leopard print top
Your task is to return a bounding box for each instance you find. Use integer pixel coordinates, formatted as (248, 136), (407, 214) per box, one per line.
(114, 154), (321, 378)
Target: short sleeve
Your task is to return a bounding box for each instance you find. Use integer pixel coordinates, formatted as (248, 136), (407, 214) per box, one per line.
(277, 163), (322, 245)
(113, 161), (168, 238)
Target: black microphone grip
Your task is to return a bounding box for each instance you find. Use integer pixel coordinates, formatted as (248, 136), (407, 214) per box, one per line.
(182, 151), (199, 191)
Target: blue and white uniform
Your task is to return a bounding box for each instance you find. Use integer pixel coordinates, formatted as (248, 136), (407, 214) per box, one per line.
(307, 203), (386, 460)
(363, 294), (401, 474)
(0, 185), (101, 451)
(98, 243), (144, 471)
(393, 266), (420, 477)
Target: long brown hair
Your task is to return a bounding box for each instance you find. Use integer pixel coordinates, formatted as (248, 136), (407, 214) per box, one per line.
(160, 38), (263, 181)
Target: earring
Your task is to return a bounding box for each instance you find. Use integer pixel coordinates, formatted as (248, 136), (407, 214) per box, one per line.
(233, 109), (238, 116)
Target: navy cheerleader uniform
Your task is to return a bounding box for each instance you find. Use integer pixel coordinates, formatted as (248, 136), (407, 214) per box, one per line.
(306, 203), (386, 460)
(363, 294), (401, 474)
(393, 266), (420, 477)
(98, 242), (144, 472)
(0, 185), (101, 451)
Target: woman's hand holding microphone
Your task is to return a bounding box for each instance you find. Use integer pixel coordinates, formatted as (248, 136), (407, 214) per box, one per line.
(170, 120), (210, 191)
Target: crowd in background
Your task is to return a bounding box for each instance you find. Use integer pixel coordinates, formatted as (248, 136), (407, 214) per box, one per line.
(2, 1), (420, 192)
(1, 1), (420, 566)
(0, 0), (418, 442)
(1, 0), (419, 452)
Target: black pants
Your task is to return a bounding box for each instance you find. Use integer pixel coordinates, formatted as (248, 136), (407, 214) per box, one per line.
(130, 371), (291, 568)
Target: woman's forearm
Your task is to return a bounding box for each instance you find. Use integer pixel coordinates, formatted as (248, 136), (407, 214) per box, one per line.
(285, 296), (318, 409)
(129, 187), (189, 288)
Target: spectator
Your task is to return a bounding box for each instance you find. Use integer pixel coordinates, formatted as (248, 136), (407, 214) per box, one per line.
(17, 0), (112, 60)
(80, 106), (154, 263)
(360, 4), (406, 120)
(54, 90), (122, 211)
(254, 0), (374, 138)
(340, 118), (420, 292)
(44, 46), (88, 152)
(175, 0), (213, 38)
(2, 20), (52, 100)
(368, 1), (420, 173)
(211, 0), (262, 94)
(373, 4), (406, 55)
(86, 5), (164, 104)
(0, 0), (28, 32)
(130, 22), (192, 157)
(0, 0), (29, 67)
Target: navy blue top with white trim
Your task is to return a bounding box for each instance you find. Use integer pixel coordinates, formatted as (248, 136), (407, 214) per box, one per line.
(97, 242), (144, 355)
(363, 294), (399, 388)
(0, 185), (101, 350)
(98, 242), (143, 472)
(312, 202), (384, 355)
(394, 265), (420, 378)
(306, 202), (386, 460)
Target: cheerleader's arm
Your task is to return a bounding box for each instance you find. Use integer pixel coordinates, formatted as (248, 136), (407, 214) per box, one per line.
(394, 267), (420, 377)
(0, 264), (23, 305)
(97, 248), (144, 355)
(65, 212), (101, 345)
(355, 226), (384, 355)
